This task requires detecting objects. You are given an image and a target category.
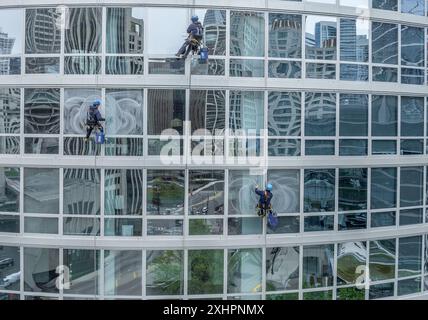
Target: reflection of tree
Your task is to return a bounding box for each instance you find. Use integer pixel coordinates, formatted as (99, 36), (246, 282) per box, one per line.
(337, 287), (365, 300)
(147, 251), (183, 295)
(188, 250), (223, 294)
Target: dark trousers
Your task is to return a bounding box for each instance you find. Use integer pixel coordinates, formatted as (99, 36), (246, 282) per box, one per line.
(177, 39), (193, 58)
(86, 123), (103, 139)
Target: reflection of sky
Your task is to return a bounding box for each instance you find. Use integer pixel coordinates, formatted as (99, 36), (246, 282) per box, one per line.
(306, 15), (368, 37)
(145, 8), (188, 55)
(0, 9), (23, 54)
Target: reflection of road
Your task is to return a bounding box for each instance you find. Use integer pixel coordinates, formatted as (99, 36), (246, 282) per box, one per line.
(104, 252), (142, 295)
(0, 246), (20, 290)
(189, 181), (224, 214)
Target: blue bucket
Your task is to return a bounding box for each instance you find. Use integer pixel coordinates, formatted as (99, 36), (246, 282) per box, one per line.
(267, 211), (279, 229)
(95, 131), (105, 144)
(200, 47), (209, 62)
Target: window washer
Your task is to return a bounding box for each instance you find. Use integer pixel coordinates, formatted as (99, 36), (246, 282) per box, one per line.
(255, 184), (273, 217)
(84, 99), (105, 142)
(175, 15), (204, 59)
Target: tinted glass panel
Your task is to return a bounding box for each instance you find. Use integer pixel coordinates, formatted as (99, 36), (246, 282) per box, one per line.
(230, 11), (265, 57)
(25, 8), (61, 54)
(371, 167), (397, 209)
(304, 169), (335, 213)
(305, 93), (336, 136)
(339, 168), (367, 211)
(269, 14), (302, 58)
(372, 22), (398, 65)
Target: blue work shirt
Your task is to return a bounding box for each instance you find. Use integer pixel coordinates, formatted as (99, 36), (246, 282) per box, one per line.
(255, 188), (273, 207)
(187, 22), (203, 37)
(88, 108), (105, 122)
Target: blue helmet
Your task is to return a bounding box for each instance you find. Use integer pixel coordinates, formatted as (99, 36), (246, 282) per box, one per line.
(266, 183), (273, 191)
(92, 99), (101, 108)
(191, 15), (199, 23)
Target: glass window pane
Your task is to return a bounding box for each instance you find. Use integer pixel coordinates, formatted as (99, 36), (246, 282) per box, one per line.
(400, 208), (423, 226)
(336, 287), (366, 300)
(25, 8), (61, 54)
(340, 95), (368, 136)
(401, 68), (424, 85)
(228, 248), (262, 294)
(302, 244), (334, 288)
(63, 249), (99, 295)
(268, 61), (302, 78)
(24, 137), (59, 154)
(105, 218), (142, 236)
(306, 63), (336, 79)
(145, 8), (187, 56)
(63, 217), (100, 236)
(189, 219), (223, 235)
(229, 91), (264, 135)
(0, 9), (23, 55)
(24, 217), (58, 234)
(65, 8), (102, 54)
(304, 169), (335, 213)
(372, 22), (398, 65)
(372, 140), (396, 155)
(269, 13), (302, 58)
(305, 92), (336, 136)
(188, 250), (223, 295)
(63, 168), (100, 215)
(148, 58), (185, 75)
(105, 56), (144, 75)
(146, 170), (184, 216)
(266, 247), (299, 291)
(398, 277), (421, 296)
(268, 169), (300, 214)
(24, 88), (60, 134)
(372, 66), (398, 82)
(64, 88), (101, 134)
(268, 139), (300, 156)
(64, 56), (101, 75)
(401, 97), (424, 137)
(267, 292), (299, 300)
(24, 247), (59, 293)
(400, 167), (423, 207)
(146, 250), (184, 295)
(228, 217), (262, 235)
(371, 211), (396, 228)
(106, 8), (144, 54)
(189, 170), (224, 215)
(105, 138), (144, 157)
(371, 167), (397, 209)
(63, 137), (101, 156)
(398, 236), (422, 277)
(369, 282), (394, 299)
(369, 239), (396, 281)
(24, 168), (59, 214)
(338, 212), (367, 230)
(340, 64), (368, 81)
(0, 214), (19, 233)
(105, 169), (143, 216)
(230, 59), (264, 77)
(0, 246), (20, 291)
(267, 215), (300, 234)
(400, 139), (423, 155)
(337, 242), (367, 285)
(268, 92), (301, 137)
(339, 168), (367, 211)
(303, 290), (333, 300)
(195, 9), (226, 56)
(0, 58), (21, 75)
(305, 16), (337, 60)
(147, 219), (183, 236)
(104, 250), (142, 296)
(304, 215), (334, 232)
(401, 0), (425, 15)
(191, 58), (225, 76)
(105, 89), (143, 136)
(372, 0), (397, 11)
(401, 26), (424, 67)
(339, 139), (368, 156)
(340, 18), (369, 62)
(0, 88), (20, 134)
(305, 140), (335, 155)
(147, 89), (185, 135)
(25, 57), (59, 74)
(0, 167), (20, 213)
(190, 90), (226, 134)
(371, 95), (398, 136)
(230, 11), (265, 57)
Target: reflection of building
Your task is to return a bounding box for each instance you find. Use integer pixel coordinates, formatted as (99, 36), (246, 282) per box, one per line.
(268, 92), (301, 136)
(25, 8), (61, 53)
(203, 9), (226, 55)
(269, 15), (301, 57)
(306, 21), (337, 60)
(0, 28), (15, 74)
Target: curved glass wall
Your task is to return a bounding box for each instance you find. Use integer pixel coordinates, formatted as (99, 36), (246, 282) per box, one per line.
(0, 0), (427, 300)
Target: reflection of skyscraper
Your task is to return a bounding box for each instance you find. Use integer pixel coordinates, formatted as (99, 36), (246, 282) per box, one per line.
(268, 92), (301, 137)
(0, 28), (15, 74)
(315, 21), (337, 48)
(203, 10), (226, 55)
(340, 19), (369, 62)
(25, 8), (61, 53)
(269, 15), (302, 58)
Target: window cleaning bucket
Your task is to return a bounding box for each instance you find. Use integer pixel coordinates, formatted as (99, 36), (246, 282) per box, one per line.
(95, 131), (105, 144)
(200, 47), (209, 62)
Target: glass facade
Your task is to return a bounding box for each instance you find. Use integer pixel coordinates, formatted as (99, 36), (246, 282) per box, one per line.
(0, 0), (427, 300)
